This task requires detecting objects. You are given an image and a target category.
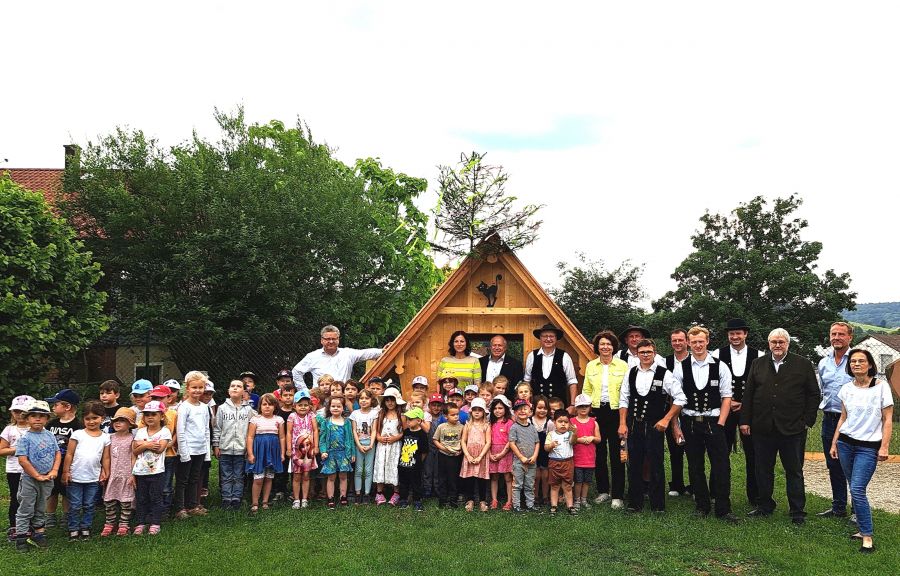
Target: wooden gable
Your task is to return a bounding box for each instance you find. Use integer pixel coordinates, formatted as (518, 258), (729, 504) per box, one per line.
(363, 240), (594, 396)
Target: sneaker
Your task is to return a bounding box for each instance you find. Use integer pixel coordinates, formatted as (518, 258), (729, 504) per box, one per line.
(28, 532), (49, 548)
(354, 493), (363, 506)
(611, 499), (624, 510)
(816, 509), (847, 518)
(16, 536), (30, 553)
(327, 501), (336, 510)
(375, 493), (386, 505)
(340, 496), (349, 506)
(513, 507), (523, 513)
(200, 488), (209, 498)
(133, 525), (145, 535)
(668, 490), (681, 497)
(399, 500), (409, 509)
(389, 493), (400, 506)
(568, 506), (578, 516)
(580, 499), (591, 509)
(465, 500), (475, 512)
(549, 507), (557, 516)
(80, 529), (91, 541)
(301, 499), (309, 509)
(174, 510), (190, 520)
(272, 492), (284, 502)
(292, 500), (302, 510)
(6, 527), (15, 543)
(480, 501), (489, 512)
(149, 525), (161, 535)
(69, 531), (80, 542)
(116, 524), (130, 536)
(414, 501), (424, 512)
(594, 493), (611, 504)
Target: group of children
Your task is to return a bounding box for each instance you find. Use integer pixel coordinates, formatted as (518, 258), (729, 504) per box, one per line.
(1, 371), (614, 552)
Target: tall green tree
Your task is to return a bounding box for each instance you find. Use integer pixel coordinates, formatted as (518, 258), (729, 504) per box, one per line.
(431, 151), (543, 258)
(652, 195), (856, 355)
(0, 175), (107, 413)
(60, 109), (442, 382)
(550, 253), (646, 341)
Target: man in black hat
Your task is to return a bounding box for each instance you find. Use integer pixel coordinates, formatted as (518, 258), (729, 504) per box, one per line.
(524, 323), (578, 410)
(712, 318), (761, 506)
(618, 326), (665, 369)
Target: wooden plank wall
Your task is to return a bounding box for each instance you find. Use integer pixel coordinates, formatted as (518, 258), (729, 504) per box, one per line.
(392, 259), (585, 396)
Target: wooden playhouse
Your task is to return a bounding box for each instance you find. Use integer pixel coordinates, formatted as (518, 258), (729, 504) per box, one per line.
(363, 238), (594, 396)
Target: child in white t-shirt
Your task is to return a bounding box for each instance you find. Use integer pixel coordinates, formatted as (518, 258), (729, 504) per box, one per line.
(61, 401), (110, 540)
(132, 401), (172, 535)
(544, 410), (577, 515)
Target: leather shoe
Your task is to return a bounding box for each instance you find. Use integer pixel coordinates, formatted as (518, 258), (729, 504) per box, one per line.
(859, 543), (875, 554)
(747, 508), (771, 518)
(791, 516), (806, 525)
(718, 513), (740, 524)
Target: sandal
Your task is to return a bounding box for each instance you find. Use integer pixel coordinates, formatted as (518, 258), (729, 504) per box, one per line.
(261, 502), (270, 510)
(116, 524), (130, 536)
(549, 506), (557, 516)
(490, 499), (499, 510)
(480, 501), (489, 512)
(465, 500), (474, 512)
(249, 505), (259, 516)
(101, 524), (114, 537)
(502, 501), (513, 511)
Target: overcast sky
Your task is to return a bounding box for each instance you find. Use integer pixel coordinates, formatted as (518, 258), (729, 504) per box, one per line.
(3, 1), (898, 306)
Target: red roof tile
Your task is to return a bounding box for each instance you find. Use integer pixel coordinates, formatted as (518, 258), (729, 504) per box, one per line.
(3, 168), (64, 204)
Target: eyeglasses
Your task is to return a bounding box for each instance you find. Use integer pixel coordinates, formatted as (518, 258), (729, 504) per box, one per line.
(769, 340), (788, 346)
(637, 351), (655, 355)
(322, 338), (339, 342)
(849, 359), (868, 364)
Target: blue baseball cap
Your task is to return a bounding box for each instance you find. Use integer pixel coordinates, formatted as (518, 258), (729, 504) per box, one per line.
(131, 379), (153, 394)
(45, 388), (80, 405)
(293, 390), (311, 403)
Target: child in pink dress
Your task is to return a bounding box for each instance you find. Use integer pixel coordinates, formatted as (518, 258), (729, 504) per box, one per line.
(103, 408), (137, 536)
(572, 394), (600, 509)
(287, 390), (318, 509)
(488, 397), (514, 511)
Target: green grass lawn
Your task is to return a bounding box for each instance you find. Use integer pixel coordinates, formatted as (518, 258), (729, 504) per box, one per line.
(1, 454), (897, 576)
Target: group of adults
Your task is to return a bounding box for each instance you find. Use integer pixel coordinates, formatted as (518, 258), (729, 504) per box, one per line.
(290, 321), (893, 553)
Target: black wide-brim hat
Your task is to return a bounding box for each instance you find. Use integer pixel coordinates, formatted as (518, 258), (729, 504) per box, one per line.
(533, 323), (564, 341)
(618, 325), (651, 342)
(725, 318), (750, 331)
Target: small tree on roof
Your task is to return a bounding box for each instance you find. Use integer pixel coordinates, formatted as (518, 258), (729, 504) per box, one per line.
(430, 151), (543, 258)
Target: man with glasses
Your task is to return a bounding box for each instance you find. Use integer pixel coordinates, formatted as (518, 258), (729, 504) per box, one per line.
(815, 322), (855, 518)
(740, 328), (819, 524)
(671, 326), (738, 522)
(618, 339), (686, 512)
(291, 325), (390, 391)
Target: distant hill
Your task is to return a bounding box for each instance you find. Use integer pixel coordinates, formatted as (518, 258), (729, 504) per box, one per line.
(843, 302), (900, 329)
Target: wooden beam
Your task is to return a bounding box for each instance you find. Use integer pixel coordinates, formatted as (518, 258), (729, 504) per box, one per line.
(437, 307), (545, 315)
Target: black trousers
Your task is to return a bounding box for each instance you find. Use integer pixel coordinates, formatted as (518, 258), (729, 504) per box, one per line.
(174, 454), (205, 512)
(627, 420), (666, 511)
(715, 410), (758, 505)
(753, 429), (807, 518)
(398, 465), (424, 503)
(6, 472), (21, 529)
(682, 416), (731, 516)
(592, 405), (625, 499)
(436, 453), (462, 504)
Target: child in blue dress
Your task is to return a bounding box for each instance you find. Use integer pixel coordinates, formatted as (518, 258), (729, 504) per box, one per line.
(245, 394), (285, 515)
(318, 396), (356, 509)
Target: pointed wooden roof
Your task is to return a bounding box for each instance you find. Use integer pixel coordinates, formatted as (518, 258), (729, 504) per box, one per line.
(363, 236), (593, 382)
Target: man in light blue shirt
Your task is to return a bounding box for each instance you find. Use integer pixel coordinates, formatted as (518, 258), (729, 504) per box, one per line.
(815, 321), (854, 517)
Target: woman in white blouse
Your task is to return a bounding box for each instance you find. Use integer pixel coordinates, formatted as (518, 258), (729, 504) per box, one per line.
(829, 348), (894, 553)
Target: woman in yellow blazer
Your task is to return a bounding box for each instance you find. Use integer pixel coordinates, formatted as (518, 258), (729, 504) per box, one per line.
(582, 330), (629, 509)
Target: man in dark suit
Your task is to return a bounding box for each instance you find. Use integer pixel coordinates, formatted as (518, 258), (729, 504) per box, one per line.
(479, 335), (524, 395)
(740, 327), (819, 524)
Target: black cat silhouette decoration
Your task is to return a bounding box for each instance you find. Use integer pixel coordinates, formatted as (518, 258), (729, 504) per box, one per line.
(477, 274), (502, 307)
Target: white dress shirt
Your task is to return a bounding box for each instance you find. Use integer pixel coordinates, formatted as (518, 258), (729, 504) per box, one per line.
(291, 346), (383, 391)
(619, 366), (686, 408)
(712, 346), (748, 377)
(672, 353), (733, 417)
(485, 354), (506, 383)
(523, 348), (578, 385)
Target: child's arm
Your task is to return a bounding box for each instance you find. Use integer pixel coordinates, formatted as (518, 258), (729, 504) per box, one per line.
(345, 421), (356, 463)
(568, 431), (577, 445)
(212, 408), (223, 458)
(246, 422), (257, 464)
(508, 434), (526, 462)
(99, 444), (111, 482)
(311, 418), (319, 455)
(351, 419), (365, 452)
(318, 420), (328, 460)
(432, 425), (447, 454)
(461, 425), (472, 460)
(478, 425), (491, 462)
(176, 404), (189, 462)
(286, 418), (295, 452)
(154, 437), (170, 454)
(0, 436), (14, 457)
(278, 421), (286, 463)
(61, 437), (77, 485)
(591, 421), (601, 444)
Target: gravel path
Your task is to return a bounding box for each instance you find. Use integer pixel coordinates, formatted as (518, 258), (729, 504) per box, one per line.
(804, 459), (900, 514)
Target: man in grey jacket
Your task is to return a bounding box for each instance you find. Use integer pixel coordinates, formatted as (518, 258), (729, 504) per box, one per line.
(213, 380), (256, 510)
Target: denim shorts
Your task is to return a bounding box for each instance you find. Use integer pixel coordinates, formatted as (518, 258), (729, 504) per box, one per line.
(574, 466), (594, 484)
